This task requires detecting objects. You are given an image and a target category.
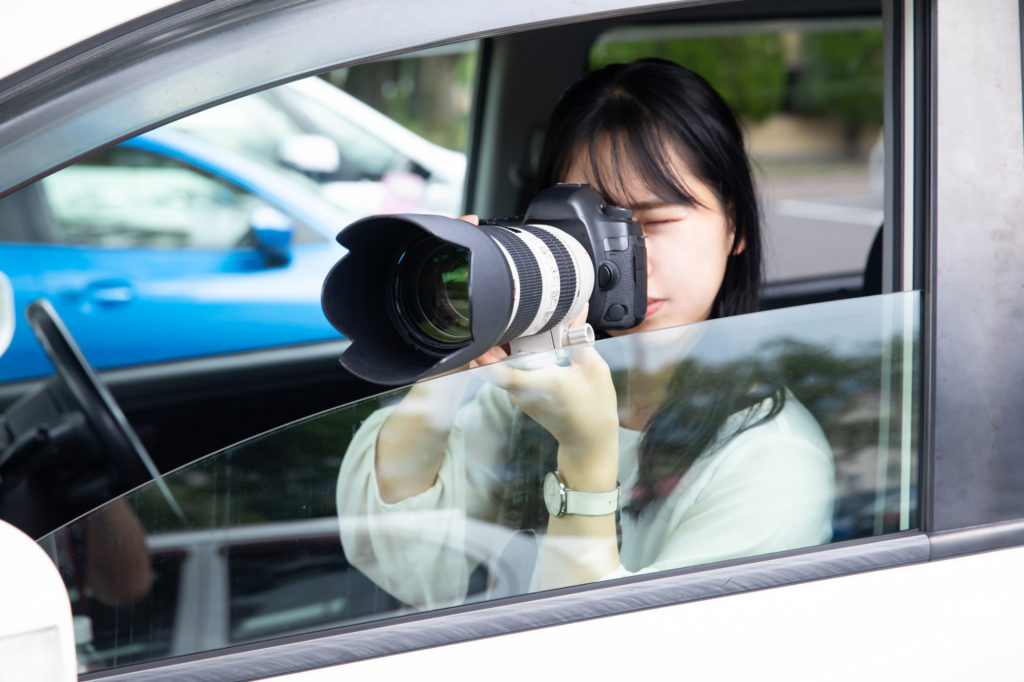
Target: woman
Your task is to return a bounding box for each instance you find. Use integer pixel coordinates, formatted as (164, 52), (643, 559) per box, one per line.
(337, 59), (834, 608)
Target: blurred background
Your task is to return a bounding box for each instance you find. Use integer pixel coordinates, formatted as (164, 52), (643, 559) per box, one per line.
(0, 17), (884, 383)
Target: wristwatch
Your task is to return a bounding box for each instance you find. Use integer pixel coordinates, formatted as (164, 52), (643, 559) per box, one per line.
(543, 470), (620, 518)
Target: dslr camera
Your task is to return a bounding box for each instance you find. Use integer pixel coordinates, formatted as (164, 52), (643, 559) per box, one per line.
(321, 184), (646, 384)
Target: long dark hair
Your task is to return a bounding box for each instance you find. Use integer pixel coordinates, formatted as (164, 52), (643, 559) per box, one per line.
(501, 59), (783, 527)
(537, 58), (762, 319)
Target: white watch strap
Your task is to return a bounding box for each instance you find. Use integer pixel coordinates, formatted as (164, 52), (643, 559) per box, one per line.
(564, 483), (620, 516)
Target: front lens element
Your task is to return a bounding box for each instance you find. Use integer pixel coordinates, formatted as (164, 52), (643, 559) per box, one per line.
(394, 239), (472, 348)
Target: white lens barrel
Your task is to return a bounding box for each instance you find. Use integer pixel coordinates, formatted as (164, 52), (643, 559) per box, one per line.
(527, 223), (594, 329)
(516, 228), (563, 337)
(479, 222), (593, 346)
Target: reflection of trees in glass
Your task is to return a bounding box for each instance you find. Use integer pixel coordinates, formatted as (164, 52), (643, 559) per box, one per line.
(758, 335), (919, 537)
(132, 395), (396, 532)
(133, 333), (916, 538)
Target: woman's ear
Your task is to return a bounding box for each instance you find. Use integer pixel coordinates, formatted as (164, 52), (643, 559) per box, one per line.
(732, 229), (746, 256)
(727, 203), (746, 255)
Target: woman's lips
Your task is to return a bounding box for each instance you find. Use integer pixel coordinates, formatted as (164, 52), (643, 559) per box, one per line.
(645, 298), (665, 318)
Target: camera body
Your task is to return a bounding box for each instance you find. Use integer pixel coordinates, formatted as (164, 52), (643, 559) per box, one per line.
(515, 183), (646, 332)
(322, 184), (647, 384)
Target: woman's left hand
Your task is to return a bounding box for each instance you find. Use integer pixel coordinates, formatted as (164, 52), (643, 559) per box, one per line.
(480, 310), (619, 490)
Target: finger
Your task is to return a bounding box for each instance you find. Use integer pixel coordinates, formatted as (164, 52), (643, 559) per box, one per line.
(570, 303), (589, 327)
(459, 214), (480, 226)
(473, 359), (518, 390)
(566, 344), (611, 371)
(469, 345), (509, 368)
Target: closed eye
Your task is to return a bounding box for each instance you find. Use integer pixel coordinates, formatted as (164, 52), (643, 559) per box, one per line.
(634, 206), (689, 227)
(637, 213), (688, 232)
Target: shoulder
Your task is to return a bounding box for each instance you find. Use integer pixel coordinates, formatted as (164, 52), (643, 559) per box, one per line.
(705, 390), (835, 492)
(722, 389), (830, 453)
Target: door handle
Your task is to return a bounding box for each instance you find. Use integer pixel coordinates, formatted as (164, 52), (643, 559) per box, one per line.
(85, 279), (136, 305)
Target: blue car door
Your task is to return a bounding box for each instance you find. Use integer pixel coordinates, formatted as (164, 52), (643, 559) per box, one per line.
(0, 138), (345, 382)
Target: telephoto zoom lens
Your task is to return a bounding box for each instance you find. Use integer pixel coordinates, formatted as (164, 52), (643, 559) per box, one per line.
(322, 184), (642, 384)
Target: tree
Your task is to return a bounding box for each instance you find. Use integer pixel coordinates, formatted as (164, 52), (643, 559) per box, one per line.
(590, 34), (787, 122)
(790, 29), (885, 150)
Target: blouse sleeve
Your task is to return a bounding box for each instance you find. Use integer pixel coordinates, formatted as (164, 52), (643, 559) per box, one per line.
(602, 410), (836, 581)
(336, 381), (518, 609)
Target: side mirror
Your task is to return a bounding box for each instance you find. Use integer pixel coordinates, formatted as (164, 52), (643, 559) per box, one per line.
(277, 134), (340, 177)
(0, 520), (78, 680)
(249, 206), (294, 267)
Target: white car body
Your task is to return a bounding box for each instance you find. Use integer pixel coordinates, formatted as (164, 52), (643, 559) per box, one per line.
(1, 0), (1022, 679)
(171, 73), (468, 216)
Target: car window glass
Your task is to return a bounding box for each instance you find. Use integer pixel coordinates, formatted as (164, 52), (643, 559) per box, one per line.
(166, 43), (476, 218)
(591, 19), (884, 286)
(44, 292), (920, 673)
(39, 146), (318, 249)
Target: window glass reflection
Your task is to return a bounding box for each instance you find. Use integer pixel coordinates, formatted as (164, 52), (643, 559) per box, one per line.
(43, 292), (919, 672)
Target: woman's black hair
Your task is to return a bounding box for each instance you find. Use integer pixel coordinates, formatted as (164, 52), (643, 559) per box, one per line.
(501, 59), (783, 525)
(537, 57), (762, 319)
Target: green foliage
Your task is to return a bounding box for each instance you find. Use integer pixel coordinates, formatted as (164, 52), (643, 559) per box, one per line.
(590, 27), (884, 136)
(790, 29), (885, 133)
(328, 51), (478, 152)
(590, 34), (787, 122)
(133, 390), (402, 532)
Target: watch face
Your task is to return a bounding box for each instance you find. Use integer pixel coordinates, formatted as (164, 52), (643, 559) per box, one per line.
(543, 471), (563, 517)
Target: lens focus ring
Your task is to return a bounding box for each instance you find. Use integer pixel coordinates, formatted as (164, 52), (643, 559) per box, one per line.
(520, 224), (577, 332)
(478, 225), (543, 344)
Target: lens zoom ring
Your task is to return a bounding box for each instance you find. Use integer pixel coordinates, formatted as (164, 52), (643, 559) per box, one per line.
(520, 225), (577, 332)
(479, 225), (542, 344)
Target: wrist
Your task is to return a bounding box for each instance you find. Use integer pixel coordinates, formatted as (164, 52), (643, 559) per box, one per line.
(556, 444), (618, 492)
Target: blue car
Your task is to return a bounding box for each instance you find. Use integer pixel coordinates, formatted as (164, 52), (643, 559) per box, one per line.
(0, 127), (356, 382)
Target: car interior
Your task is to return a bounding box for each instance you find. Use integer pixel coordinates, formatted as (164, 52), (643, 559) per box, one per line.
(0, 0), (886, 532)
(1, 0), (914, 672)
(38, 1), (878, 441)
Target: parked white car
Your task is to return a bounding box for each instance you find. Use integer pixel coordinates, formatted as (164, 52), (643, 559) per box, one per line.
(171, 76), (467, 217)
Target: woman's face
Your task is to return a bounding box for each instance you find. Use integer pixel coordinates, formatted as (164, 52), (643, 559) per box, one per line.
(562, 141), (743, 336)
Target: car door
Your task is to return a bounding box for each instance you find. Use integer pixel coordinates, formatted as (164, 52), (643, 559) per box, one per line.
(4, 0), (1024, 677)
(0, 132), (346, 382)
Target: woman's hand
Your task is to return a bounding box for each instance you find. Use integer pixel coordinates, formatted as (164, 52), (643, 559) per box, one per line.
(478, 308), (619, 492)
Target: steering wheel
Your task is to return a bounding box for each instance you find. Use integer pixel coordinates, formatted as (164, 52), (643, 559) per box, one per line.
(25, 299), (160, 490)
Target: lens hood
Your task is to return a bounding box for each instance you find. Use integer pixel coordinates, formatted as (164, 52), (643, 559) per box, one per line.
(322, 214), (514, 385)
